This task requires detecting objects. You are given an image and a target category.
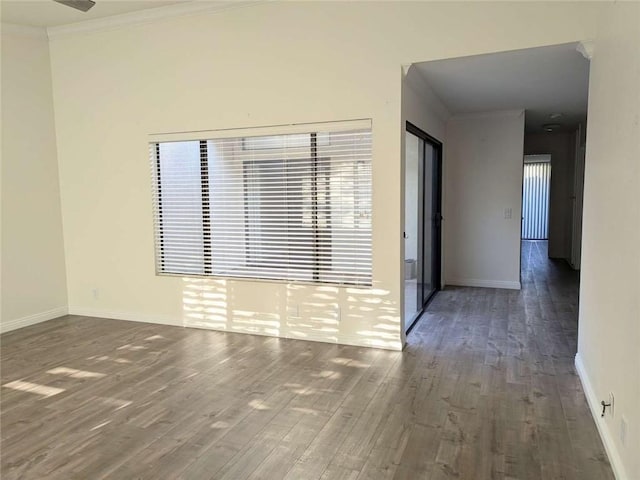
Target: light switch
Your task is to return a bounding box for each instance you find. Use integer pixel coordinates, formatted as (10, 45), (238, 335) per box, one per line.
(504, 208), (512, 219)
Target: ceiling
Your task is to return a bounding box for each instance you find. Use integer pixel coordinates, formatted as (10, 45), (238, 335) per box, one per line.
(0, 0), (192, 27)
(412, 43), (590, 133)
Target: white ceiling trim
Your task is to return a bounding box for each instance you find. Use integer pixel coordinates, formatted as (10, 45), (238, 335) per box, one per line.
(1, 22), (48, 38)
(577, 40), (595, 60)
(47, 0), (262, 39)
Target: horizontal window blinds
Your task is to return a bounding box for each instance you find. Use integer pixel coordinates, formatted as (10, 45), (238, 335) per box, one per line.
(150, 121), (372, 286)
(522, 162), (551, 240)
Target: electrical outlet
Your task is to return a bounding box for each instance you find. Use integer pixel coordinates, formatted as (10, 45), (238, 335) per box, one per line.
(288, 304), (299, 318)
(504, 208), (512, 219)
(609, 392), (615, 417)
(620, 416), (628, 446)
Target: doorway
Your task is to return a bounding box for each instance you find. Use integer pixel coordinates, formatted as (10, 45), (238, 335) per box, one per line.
(522, 155), (552, 240)
(404, 122), (442, 333)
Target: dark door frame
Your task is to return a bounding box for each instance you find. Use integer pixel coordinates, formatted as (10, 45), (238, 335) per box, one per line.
(405, 121), (443, 334)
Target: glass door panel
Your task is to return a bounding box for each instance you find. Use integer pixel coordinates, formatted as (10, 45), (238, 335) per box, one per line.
(404, 132), (421, 329)
(421, 143), (435, 302)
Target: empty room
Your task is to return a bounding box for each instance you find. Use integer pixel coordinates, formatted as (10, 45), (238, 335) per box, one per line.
(1, 1), (638, 479)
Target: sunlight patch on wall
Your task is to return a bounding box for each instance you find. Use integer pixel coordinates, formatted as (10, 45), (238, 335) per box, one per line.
(180, 277), (402, 350)
(183, 277), (229, 330)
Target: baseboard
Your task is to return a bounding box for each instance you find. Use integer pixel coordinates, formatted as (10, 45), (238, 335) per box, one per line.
(67, 307), (403, 351)
(445, 278), (521, 290)
(575, 353), (627, 480)
(200, 326), (402, 351)
(68, 307), (180, 327)
(0, 306), (68, 334)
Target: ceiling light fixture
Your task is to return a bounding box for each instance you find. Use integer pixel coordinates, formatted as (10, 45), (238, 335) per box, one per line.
(542, 123), (561, 132)
(549, 113), (564, 120)
(53, 0), (96, 12)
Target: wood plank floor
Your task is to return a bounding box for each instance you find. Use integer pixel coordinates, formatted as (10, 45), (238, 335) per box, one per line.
(1, 241), (613, 479)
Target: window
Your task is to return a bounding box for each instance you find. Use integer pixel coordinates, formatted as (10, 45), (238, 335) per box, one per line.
(150, 121), (372, 286)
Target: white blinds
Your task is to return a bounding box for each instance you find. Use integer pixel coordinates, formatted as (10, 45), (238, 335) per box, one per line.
(522, 161), (551, 240)
(150, 121), (372, 286)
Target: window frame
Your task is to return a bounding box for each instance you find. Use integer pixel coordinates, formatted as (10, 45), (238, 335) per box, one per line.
(150, 121), (372, 287)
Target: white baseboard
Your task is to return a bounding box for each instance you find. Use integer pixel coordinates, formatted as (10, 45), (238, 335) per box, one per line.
(0, 306), (68, 334)
(445, 278), (521, 290)
(67, 307), (403, 351)
(190, 322), (402, 351)
(68, 307), (180, 327)
(575, 353), (627, 480)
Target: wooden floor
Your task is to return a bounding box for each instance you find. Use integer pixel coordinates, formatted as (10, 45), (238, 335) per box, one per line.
(1, 241), (613, 479)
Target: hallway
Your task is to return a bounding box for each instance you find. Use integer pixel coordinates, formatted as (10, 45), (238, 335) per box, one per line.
(406, 240), (612, 479)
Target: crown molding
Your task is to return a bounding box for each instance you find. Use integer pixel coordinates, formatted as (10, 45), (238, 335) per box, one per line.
(576, 40), (595, 60)
(47, 1), (263, 39)
(1, 22), (48, 38)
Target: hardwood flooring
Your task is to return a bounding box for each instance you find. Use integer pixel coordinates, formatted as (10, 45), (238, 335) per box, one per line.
(0, 241), (613, 479)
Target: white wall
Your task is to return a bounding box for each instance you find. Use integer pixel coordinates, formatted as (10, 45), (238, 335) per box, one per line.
(570, 123), (586, 270)
(401, 65), (449, 265)
(402, 66), (449, 143)
(0, 25), (68, 332)
(46, 1), (602, 350)
(577, 2), (640, 479)
(444, 111), (525, 290)
(401, 66), (449, 338)
(524, 131), (576, 260)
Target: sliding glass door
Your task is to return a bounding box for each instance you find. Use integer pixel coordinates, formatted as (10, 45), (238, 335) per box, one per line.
(404, 123), (442, 333)
(404, 133), (422, 325)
